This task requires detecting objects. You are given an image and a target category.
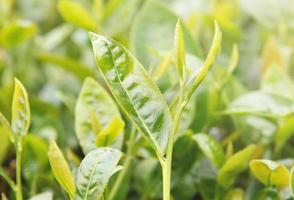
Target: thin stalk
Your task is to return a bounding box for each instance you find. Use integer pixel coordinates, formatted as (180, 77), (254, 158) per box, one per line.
(16, 145), (23, 200)
(108, 126), (136, 200)
(161, 87), (186, 200)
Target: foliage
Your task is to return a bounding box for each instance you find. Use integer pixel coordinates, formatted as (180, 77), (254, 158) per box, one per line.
(1, 0), (294, 199)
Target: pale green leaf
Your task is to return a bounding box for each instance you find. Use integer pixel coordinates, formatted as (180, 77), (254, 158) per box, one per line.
(0, 20), (37, 48)
(48, 140), (75, 199)
(217, 144), (256, 187)
(75, 77), (123, 154)
(96, 116), (125, 147)
(11, 78), (30, 142)
(249, 159), (289, 188)
(224, 91), (294, 118)
(186, 21), (222, 102)
(89, 33), (172, 156)
(192, 133), (225, 168)
(57, 0), (96, 31)
(75, 147), (123, 200)
(174, 19), (186, 84)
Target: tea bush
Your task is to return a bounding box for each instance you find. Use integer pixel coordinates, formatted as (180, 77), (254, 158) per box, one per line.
(1, 0), (294, 200)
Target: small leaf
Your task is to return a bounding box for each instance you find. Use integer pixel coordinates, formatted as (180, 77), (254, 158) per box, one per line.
(96, 116), (125, 147)
(249, 159), (289, 188)
(57, 0), (96, 31)
(48, 140), (75, 199)
(11, 78), (30, 143)
(228, 44), (238, 76)
(192, 133), (225, 168)
(0, 20), (37, 48)
(75, 147), (123, 200)
(174, 19), (186, 85)
(89, 33), (172, 156)
(186, 21), (222, 101)
(75, 77), (123, 154)
(217, 144), (256, 187)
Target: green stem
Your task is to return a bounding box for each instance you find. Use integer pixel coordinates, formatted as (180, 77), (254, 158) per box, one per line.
(161, 88), (185, 200)
(108, 126), (136, 200)
(16, 143), (23, 200)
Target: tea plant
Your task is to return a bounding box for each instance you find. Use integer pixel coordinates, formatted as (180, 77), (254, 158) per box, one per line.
(2, 0), (294, 199)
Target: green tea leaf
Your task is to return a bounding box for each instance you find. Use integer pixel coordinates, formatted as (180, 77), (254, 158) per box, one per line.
(11, 78), (30, 142)
(48, 140), (75, 199)
(217, 144), (256, 187)
(249, 159), (289, 188)
(0, 20), (37, 48)
(57, 0), (96, 31)
(89, 33), (172, 156)
(75, 77), (123, 154)
(192, 133), (225, 168)
(1, 193), (8, 200)
(224, 91), (294, 118)
(186, 21), (222, 101)
(174, 19), (186, 85)
(75, 147), (123, 200)
(96, 116), (125, 147)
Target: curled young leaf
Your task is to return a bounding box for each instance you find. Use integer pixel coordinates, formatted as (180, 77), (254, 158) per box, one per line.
(11, 78), (30, 142)
(75, 77), (123, 154)
(174, 19), (186, 85)
(192, 133), (225, 168)
(96, 116), (125, 147)
(89, 33), (172, 156)
(48, 140), (75, 200)
(75, 147), (123, 200)
(217, 144), (256, 188)
(250, 159), (289, 188)
(186, 21), (222, 102)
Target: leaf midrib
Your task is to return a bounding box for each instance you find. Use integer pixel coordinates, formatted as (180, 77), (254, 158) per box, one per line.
(104, 41), (162, 155)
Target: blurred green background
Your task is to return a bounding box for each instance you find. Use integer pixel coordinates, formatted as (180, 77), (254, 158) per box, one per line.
(1, 0), (294, 199)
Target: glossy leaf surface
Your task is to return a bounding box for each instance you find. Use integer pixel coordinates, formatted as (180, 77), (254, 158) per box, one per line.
(90, 33), (172, 155)
(75, 147), (122, 200)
